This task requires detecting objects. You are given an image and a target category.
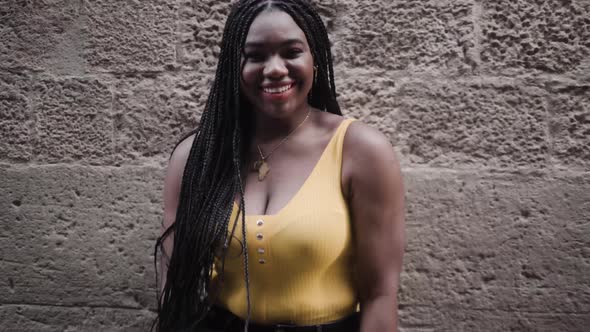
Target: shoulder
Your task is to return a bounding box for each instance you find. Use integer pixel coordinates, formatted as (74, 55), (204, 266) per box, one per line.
(164, 133), (196, 199)
(163, 133), (196, 227)
(342, 120), (401, 198)
(168, 133), (196, 169)
(344, 120), (396, 164)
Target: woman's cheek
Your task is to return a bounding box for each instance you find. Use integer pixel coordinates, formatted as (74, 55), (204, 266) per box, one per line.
(241, 64), (260, 85)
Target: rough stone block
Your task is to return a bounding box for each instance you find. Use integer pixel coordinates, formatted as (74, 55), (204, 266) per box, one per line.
(0, 305), (154, 332)
(333, 0), (474, 72)
(0, 165), (164, 212)
(0, 72), (34, 161)
(547, 83), (590, 169)
(1, 206), (158, 309)
(32, 76), (113, 165)
(480, 0), (590, 74)
(336, 68), (400, 143)
(177, 0), (231, 71)
(0, 1), (82, 72)
(398, 305), (441, 330)
(0, 165), (164, 309)
(401, 169), (590, 315)
(569, 57), (590, 83)
(396, 305), (590, 331)
(82, 0), (176, 72)
(437, 309), (590, 332)
(112, 72), (211, 164)
(394, 80), (549, 168)
(309, 0), (341, 35)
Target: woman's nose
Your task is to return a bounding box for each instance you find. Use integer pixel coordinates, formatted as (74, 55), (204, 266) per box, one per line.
(263, 56), (288, 78)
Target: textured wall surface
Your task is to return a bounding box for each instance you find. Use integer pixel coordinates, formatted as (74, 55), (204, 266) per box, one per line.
(1, 0), (589, 331)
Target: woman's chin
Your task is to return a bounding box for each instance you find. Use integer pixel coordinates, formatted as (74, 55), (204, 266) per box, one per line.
(255, 102), (306, 119)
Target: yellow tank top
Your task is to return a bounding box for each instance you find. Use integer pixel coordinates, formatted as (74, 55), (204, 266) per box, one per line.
(211, 118), (357, 324)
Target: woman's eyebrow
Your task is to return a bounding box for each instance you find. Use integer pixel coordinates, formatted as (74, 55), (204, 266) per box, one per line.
(244, 38), (305, 48)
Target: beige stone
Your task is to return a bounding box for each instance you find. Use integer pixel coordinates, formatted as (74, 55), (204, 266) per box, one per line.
(480, 0), (590, 75)
(112, 72), (211, 165)
(336, 67), (400, 142)
(0, 0), (176, 74)
(398, 304), (442, 329)
(547, 83), (590, 169)
(0, 166), (163, 309)
(177, 0), (231, 71)
(82, 0), (177, 73)
(0, 0), (82, 73)
(393, 80), (549, 168)
(437, 309), (590, 332)
(0, 72), (34, 161)
(0, 304), (153, 332)
(333, 0), (475, 72)
(401, 169), (590, 315)
(31, 76), (113, 165)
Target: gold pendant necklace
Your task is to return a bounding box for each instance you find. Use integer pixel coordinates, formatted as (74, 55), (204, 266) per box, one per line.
(252, 110), (311, 181)
(252, 158), (270, 181)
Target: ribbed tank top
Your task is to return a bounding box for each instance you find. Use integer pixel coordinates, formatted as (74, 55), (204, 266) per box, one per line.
(211, 118), (357, 324)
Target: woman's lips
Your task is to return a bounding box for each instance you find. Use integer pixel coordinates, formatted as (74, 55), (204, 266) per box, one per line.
(262, 83), (295, 94)
(260, 83), (295, 101)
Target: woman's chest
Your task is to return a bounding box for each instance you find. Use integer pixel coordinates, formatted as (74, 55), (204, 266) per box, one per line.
(223, 201), (353, 272)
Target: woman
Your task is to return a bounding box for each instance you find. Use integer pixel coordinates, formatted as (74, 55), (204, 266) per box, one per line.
(155, 0), (405, 331)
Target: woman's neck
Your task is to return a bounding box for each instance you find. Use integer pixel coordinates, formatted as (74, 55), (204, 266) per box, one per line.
(252, 105), (313, 143)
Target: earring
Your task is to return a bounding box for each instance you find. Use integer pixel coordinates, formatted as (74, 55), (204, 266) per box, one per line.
(309, 66), (318, 100)
(313, 66), (318, 84)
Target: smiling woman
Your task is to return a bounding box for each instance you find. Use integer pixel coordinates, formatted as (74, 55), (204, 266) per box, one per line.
(240, 10), (314, 118)
(155, 1), (405, 332)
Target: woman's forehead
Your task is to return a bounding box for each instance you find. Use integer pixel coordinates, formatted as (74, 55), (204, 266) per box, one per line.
(244, 10), (308, 46)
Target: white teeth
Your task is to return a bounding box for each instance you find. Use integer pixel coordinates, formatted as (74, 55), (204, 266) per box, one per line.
(263, 84), (293, 94)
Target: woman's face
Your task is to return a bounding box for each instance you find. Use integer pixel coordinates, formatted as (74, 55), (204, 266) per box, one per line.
(241, 10), (314, 118)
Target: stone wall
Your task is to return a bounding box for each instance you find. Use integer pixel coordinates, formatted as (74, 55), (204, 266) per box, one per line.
(1, 0), (589, 331)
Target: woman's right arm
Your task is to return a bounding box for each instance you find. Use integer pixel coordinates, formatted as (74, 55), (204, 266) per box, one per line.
(160, 134), (196, 295)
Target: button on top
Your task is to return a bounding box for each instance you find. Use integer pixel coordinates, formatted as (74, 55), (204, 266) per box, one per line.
(256, 219), (264, 226)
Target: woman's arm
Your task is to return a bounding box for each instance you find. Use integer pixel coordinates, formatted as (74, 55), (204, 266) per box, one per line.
(160, 134), (195, 295)
(343, 122), (406, 332)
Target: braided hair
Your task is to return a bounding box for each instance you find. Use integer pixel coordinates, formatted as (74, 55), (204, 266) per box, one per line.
(154, 1), (341, 330)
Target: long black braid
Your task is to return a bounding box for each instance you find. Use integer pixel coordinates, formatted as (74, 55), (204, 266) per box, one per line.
(153, 1), (341, 331)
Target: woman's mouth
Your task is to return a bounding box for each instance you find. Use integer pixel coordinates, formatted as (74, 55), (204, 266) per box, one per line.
(262, 83), (295, 94)
(260, 83), (296, 100)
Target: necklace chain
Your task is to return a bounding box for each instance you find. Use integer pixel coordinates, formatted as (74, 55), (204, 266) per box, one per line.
(256, 109), (311, 161)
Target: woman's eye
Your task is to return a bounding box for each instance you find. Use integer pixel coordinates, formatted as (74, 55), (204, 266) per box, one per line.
(245, 52), (265, 62)
(285, 49), (303, 58)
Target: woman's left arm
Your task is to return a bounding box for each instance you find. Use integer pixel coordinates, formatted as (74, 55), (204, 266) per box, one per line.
(343, 122), (406, 332)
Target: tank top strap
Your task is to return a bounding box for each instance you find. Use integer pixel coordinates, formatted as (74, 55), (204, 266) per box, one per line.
(332, 118), (356, 166)
(317, 118), (355, 182)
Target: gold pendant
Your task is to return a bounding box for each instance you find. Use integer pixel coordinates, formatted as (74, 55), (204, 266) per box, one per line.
(257, 160), (270, 181)
(252, 160), (263, 172)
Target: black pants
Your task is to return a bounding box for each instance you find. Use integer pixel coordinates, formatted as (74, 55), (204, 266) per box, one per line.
(198, 306), (360, 332)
